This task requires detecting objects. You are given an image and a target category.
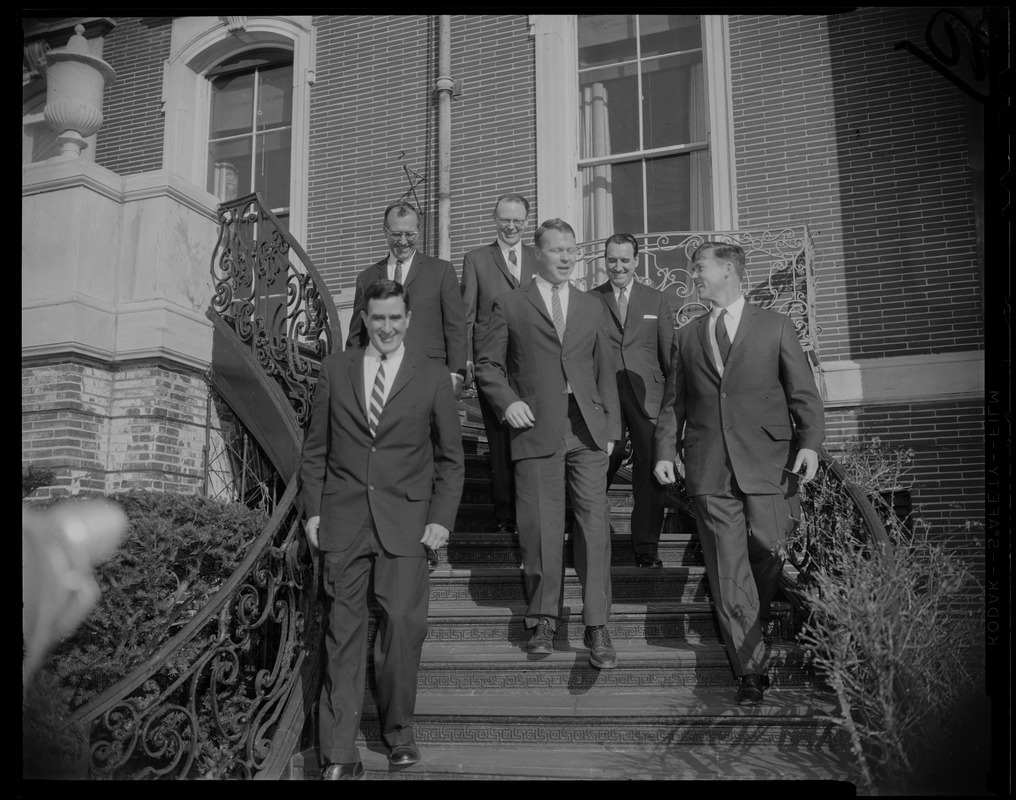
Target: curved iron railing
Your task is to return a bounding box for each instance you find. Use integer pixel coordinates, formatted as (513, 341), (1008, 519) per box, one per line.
(68, 478), (318, 779)
(67, 192), (340, 779)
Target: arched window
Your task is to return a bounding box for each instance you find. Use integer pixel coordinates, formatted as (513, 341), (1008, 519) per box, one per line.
(206, 48), (293, 226)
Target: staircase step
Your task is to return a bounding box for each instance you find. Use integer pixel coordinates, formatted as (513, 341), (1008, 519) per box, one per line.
(291, 741), (861, 781)
(442, 531), (702, 564)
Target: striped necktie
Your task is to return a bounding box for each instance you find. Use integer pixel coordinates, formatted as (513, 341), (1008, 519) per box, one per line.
(368, 355), (387, 437)
(508, 249), (519, 283)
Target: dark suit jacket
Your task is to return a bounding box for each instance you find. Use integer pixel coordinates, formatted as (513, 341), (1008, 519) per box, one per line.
(654, 302), (824, 496)
(300, 347), (465, 556)
(345, 252), (468, 377)
(461, 241), (538, 361)
(591, 280), (675, 420)
(475, 281), (621, 460)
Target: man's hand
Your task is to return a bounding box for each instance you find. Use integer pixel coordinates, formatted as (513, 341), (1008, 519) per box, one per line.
(465, 361), (475, 390)
(607, 440), (616, 457)
(421, 523), (450, 550)
(792, 448), (819, 482)
(504, 400), (535, 429)
(654, 459), (685, 484)
(451, 372), (464, 398)
(304, 515), (320, 552)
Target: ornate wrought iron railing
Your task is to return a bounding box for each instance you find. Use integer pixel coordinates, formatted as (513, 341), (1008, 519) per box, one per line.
(210, 192), (340, 428)
(68, 477), (318, 779)
(66, 192), (341, 779)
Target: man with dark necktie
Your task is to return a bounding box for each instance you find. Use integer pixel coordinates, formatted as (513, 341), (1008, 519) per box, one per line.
(461, 193), (539, 533)
(590, 233), (675, 568)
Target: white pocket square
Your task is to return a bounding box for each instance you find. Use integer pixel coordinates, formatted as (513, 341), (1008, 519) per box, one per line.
(643, 314), (658, 319)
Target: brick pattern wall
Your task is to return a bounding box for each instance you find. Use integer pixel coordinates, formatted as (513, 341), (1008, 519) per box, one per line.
(307, 14), (537, 292)
(22, 360), (214, 498)
(825, 400), (985, 578)
(95, 17), (171, 175)
(729, 10), (983, 361)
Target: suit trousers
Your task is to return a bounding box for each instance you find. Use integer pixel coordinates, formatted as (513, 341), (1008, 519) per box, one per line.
(318, 518), (429, 765)
(477, 385), (515, 526)
(515, 396), (612, 631)
(691, 474), (800, 676)
(606, 380), (667, 556)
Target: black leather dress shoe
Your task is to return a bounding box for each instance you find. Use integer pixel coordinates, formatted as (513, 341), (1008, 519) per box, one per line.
(735, 673), (771, 705)
(321, 761), (364, 780)
(497, 522), (517, 533)
(584, 625), (618, 669)
(388, 743), (421, 768)
(527, 617), (555, 655)
(635, 552), (663, 569)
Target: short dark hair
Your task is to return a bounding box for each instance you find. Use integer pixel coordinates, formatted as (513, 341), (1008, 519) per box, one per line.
(604, 232), (639, 258)
(382, 201), (420, 228)
(692, 241), (746, 279)
(363, 278), (410, 312)
(534, 218), (576, 247)
(492, 193), (531, 216)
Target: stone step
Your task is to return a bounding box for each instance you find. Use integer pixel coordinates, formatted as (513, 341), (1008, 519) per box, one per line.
(426, 564), (712, 604)
(440, 532), (703, 567)
(290, 741), (861, 781)
(361, 601), (797, 649)
(289, 686), (853, 779)
(402, 640), (818, 694)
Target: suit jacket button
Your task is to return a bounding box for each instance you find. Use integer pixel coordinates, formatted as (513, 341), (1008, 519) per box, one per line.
(721, 392), (727, 398)
(371, 446), (377, 452)
(368, 485), (374, 491)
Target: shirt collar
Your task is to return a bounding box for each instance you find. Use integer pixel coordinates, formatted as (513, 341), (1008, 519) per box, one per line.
(534, 274), (568, 293)
(711, 294), (746, 320)
(388, 251), (415, 268)
(365, 342), (405, 361)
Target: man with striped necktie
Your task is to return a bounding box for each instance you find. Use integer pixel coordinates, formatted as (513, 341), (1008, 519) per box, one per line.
(301, 279), (464, 779)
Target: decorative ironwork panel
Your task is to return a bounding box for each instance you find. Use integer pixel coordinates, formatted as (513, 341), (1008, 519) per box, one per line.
(210, 193), (340, 428)
(71, 479), (320, 780)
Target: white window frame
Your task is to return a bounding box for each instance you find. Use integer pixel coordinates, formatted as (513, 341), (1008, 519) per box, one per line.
(531, 14), (736, 239)
(164, 16), (314, 244)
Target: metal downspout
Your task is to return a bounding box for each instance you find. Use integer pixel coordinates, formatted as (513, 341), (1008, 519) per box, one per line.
(435, 15), (453, 261)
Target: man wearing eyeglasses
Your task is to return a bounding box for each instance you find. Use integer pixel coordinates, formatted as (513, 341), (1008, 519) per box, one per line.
(461, 193), (538, 534)
(346, 201), (468, 399)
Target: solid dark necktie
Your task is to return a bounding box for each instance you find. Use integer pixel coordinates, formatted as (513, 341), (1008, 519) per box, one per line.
(369, 355), (387, 436)
(716, 309), (732, 363)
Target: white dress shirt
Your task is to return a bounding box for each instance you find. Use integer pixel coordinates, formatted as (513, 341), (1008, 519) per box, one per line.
(363, 342), (406, 410)
(708, 294), (746, 377)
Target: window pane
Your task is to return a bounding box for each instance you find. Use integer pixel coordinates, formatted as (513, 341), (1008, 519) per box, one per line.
(639, 15), (702, 58)
(642, 52), (706, 150)
(578, 14), (636, 68)
(646, 152), (712, 231)
(210, 71), (254, 140)
(257, 64), (293, 131)
(581, 160), (643, 243)
(208, 138), (252, 202)
(255, 129), (292, 214)
(579, 64), (638, 158)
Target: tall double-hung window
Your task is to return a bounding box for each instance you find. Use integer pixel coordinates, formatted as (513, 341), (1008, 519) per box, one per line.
(578, 15), (712, 241)
(206, 49), (293, 227)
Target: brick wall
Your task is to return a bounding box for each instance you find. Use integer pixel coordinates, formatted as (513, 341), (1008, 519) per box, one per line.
(307, 14), (538, 292)
(729, 10), (983, 362)
(95, 16), (171, 175)
(22, 359), (215, 498)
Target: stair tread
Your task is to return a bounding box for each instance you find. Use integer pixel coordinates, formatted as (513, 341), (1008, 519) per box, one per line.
(327, 743), (860, 781)
(417, 640), (798, 662)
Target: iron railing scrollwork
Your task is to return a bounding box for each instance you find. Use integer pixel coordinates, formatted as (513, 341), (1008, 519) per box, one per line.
(210, 192), (340, 428)
(69, 478), (319, 779)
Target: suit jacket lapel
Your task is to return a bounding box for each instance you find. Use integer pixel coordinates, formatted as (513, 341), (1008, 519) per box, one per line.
(347, 349), (369, 420)
(490, 242), (518, 288)
(403, 252), (423, 288)
(697, 313), (721, 379)
(730, 301), (758, 360)
(524, 281), (555, 330)
(596, 282), (622, 327)
(385, 352), (416, 407)
(520, 245), (538, 286)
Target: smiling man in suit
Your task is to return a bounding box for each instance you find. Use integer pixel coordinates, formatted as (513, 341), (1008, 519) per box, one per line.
(476, 218), (621, 669)
(302, 279), (464, 778)
(461, 193), (539, 533)
(346, 201), (467, 398)
(591, 233), (675, 569)
(653, 241), (824, 705)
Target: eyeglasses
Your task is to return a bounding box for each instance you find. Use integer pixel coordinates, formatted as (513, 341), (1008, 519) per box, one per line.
(385, 227), (419, 242)
(496, 218), (527, 228)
